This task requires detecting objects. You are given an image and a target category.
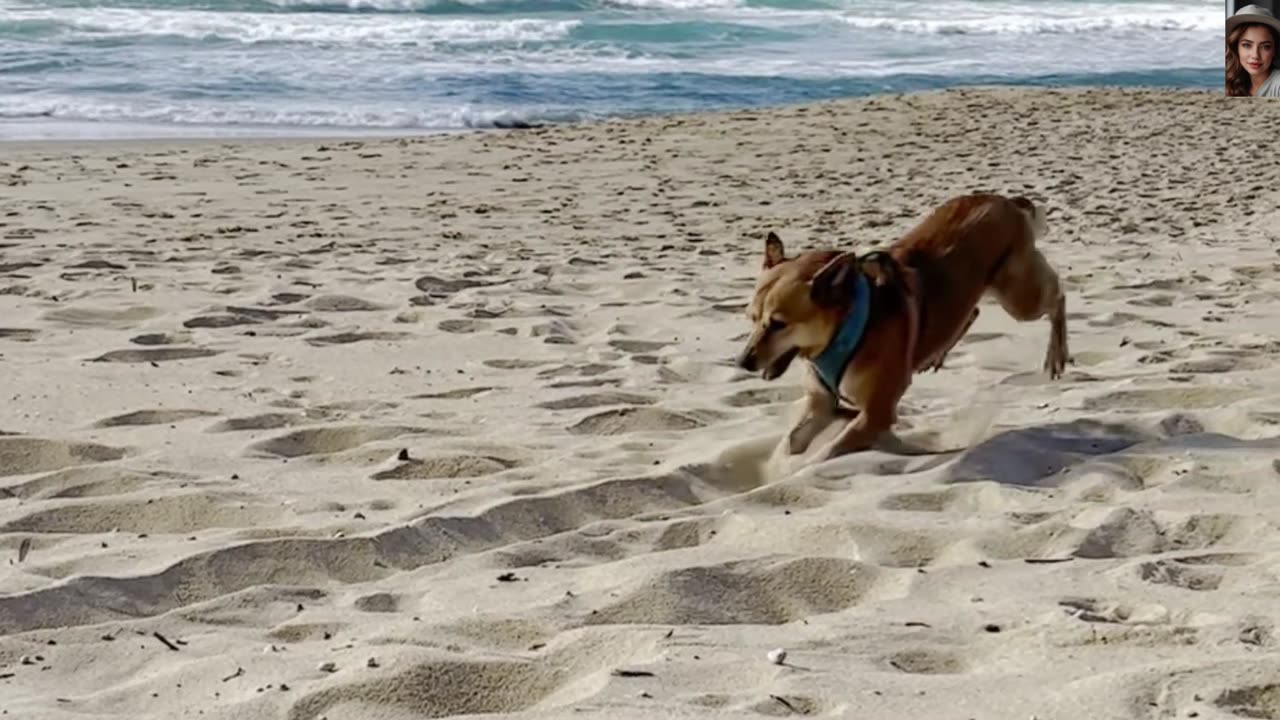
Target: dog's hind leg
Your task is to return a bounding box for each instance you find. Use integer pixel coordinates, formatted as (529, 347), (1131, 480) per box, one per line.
(988, 208), (1068, 378)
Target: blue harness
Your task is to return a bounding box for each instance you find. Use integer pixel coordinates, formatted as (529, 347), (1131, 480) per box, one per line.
(810, 272), (871, 401)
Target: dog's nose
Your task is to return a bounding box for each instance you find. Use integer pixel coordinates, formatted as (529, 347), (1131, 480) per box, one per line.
(736, 349), (757, 372)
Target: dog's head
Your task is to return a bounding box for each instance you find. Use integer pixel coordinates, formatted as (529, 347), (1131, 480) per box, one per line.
(735, 231), (865, 380)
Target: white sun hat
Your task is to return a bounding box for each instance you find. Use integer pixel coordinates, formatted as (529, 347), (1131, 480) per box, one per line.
(1228, 4), (1280, 36)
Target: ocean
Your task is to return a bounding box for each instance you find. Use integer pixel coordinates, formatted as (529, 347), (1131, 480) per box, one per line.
(0, 0), (1221, 140)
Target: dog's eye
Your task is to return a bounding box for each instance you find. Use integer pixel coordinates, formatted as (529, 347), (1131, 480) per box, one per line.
(767, 318), (786, 333)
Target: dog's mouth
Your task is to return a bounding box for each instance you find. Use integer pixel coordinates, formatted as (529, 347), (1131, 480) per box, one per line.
(761, 347), (799, 380)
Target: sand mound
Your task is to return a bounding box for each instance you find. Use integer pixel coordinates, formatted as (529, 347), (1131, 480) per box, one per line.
(0, 437), (128, 477)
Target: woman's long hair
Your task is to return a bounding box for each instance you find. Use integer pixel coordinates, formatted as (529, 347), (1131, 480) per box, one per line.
(1227, 22), (1279, 97)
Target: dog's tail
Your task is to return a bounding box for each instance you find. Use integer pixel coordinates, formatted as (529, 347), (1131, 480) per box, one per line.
(1010, 196), (1048, 241)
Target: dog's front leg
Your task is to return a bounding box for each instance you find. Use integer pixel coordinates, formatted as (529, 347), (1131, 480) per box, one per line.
(786, 369), (857, 455)
(926, 307), (978, 373)
(788, 391), (843, 455)
(808, 408), (892, 463)
(806, 366), (907, 464)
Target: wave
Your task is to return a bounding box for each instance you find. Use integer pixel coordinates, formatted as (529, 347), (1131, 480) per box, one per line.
(0, 67), (1220, 134)
(3, 0), (1222, 19)
(0, 96), (596, 128)
(0, 8), (583, 44)
(2, 0), (752, 14)
(0, 12), (802, 47)
(0, 5), (1217, 49)
(838, 10), (1216, 35)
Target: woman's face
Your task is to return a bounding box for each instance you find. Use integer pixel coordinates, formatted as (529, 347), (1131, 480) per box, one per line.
(1239, 25), (1276, 78)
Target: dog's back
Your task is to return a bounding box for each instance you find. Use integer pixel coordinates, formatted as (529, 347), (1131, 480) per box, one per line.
(887, 193), (1044, 369)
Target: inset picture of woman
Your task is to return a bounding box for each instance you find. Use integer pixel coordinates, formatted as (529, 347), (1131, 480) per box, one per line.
(1227, 3), (1280, 96)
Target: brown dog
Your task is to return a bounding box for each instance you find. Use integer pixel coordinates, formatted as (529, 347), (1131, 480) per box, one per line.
(736, 192), (1068, 463)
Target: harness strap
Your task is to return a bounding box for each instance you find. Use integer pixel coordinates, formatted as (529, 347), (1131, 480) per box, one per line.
(809, 251), (922, 403)
(810, 271), (871, 402)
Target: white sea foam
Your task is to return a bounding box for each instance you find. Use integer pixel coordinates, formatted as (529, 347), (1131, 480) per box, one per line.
(0, 95), (592, 129)
(837, 9), (1216, 36)
(0, 7), (581, 44)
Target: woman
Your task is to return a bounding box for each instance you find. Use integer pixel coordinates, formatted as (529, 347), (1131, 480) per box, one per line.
(1227, 5), (1280, 97)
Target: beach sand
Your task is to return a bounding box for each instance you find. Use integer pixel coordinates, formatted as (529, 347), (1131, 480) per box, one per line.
(3, 86), (1280, 720)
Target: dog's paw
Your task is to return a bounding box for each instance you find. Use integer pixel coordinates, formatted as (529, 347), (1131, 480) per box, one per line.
(1044, 351), (1067, 379)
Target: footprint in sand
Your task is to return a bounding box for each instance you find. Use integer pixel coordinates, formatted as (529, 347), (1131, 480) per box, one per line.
(537, 362), (617, 379)
(720, 386), (804, 408)
(312, 400), (400, 417)
(93, 409), (218, 428)
(746, 695), (829, 716)
(530, 319), (579, 345)
(438, 319), (487, 334)
(414, 274), (489, 297)
(43, 305), (161, 329)
(353, 592), (399, 613)
(285, 656), (561, 720)
(65, 259), (127, 272)
(485, 359), (554, 370)
(567, 407), (716, 435)
(0, 328), (38, 342)
(247, 425), (423, 458)
(304, 295), (388, 312)
(1130, 293), (1177, 307)
(183, 314), (262, 329)
(1087, 311), (1150, 328)
(1135, 559), (1224, 592)
(206, 413), (308, 433)
(371, 454), (520, 480)
(548, 378), (622, 389)
(4, 467), (191, 501)
(1215, 684), (1280, 719)
(1071, 508), (1247, 560)
(608, 338), (671, 354)
(1082, 386), (1259, 412)
(537, 392), (655, 410)
(267, 622), (343, 644)
(263, 292), (310, 306)
(92, 347), (220, 363)
(584, 557), (882, 626)
(883, 648), (968, 675)
(878, 485), (1004, 513)
(305, 331), (411, 347)
(0, 437), (128, 477)
(129, 332), (191, 346)
(225, 305), (306, 322)
(411, 386), (496, 400)
(0, 493), (279, 534)
(1169, 356), (1267, 374)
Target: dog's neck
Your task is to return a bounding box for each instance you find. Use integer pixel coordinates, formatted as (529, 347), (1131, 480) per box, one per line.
(809, 272), (871, 399)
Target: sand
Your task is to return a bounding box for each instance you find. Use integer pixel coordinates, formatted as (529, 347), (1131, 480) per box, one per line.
(3, 85), (1280, 720)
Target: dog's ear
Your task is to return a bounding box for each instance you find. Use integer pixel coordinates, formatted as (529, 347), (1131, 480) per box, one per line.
(810, 253), (860, 307)
(763, 231), (785, 269)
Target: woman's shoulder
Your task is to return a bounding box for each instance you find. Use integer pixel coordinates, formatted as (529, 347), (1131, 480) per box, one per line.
(1263, 71), (1280, 96)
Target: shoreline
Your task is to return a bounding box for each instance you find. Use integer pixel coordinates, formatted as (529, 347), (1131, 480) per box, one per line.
(0, 83), (1221, 149)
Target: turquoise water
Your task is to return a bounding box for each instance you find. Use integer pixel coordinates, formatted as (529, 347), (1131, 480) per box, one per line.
(0, 0), (1221, 139)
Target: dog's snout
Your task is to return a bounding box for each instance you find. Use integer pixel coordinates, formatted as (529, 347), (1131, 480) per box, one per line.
(736, 348), (757, 372)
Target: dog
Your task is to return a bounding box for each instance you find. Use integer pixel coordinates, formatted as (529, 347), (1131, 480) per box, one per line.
(735, 192), (1068, 464)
